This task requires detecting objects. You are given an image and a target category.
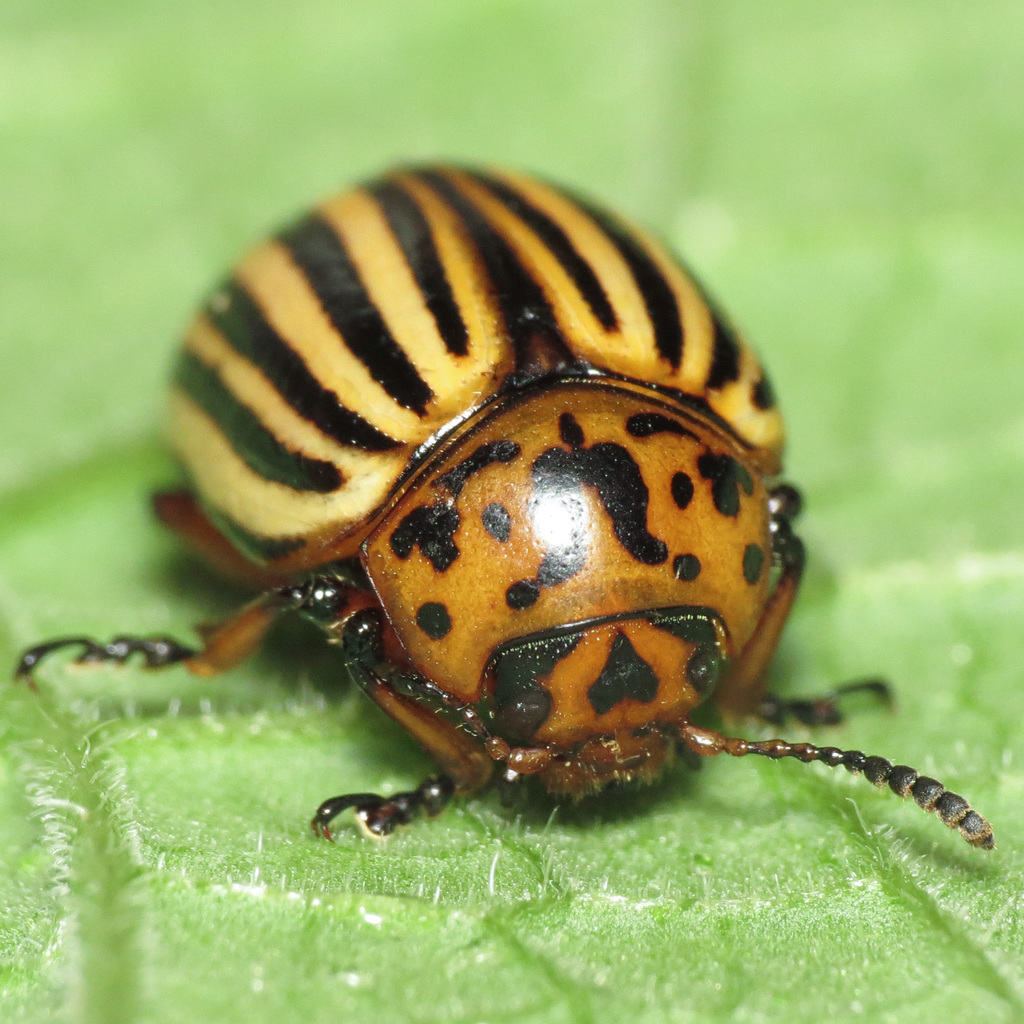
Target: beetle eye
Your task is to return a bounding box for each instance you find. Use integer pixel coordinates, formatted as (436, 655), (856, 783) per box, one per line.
(494, 690), (554, 745)
(488, 631), (578, 742)
(685, 644), (721, 697)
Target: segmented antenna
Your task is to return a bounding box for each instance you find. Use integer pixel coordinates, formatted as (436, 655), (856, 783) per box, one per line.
(678, 723), (994, 849)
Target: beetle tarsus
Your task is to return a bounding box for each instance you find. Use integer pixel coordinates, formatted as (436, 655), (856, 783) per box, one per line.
(310, 774), (456, 841)
(14, 634), (196, 686)
(759, 678), (893, 726)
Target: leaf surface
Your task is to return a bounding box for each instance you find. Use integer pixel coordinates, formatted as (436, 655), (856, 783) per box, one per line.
(1, 2), (1023, 1021)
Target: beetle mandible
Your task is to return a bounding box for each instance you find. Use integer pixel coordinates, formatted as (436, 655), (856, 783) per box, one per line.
(16, 166), (994, 848)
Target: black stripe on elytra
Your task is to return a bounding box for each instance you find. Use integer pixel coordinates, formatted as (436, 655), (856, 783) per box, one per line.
(433, 439), (521, 498)
(464, 170), (619, 332)
(206, 280), (399, 452)
(206, 506), (306, 563)
(278, 213), (433, 414)
(411, 170), (561, 365)
(366, 180), (469, 357)
(706, 311), (742, 390)
(752, 374), (777, 410)
(625, 412), (699, 442)
(175, 351), (342, 493)
(572, 198), (684, 370)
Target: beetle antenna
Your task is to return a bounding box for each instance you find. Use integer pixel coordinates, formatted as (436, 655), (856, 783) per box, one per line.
(677, 723), (994, 849)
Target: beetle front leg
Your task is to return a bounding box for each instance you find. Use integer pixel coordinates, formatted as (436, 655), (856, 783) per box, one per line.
(311, 774), (457, 841)
(311, 608), (493, 840)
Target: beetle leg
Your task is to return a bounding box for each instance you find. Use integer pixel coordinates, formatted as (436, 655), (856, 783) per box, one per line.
(311, 609), (493, 841)
(677, 722), (995, 849)
(13, 574), (370, 684)
(715, 484), (892, 724)
(311, 775), (456, 841)
(758, 678), (892, 726)
(14, 635), (196, 688)
(713, 483), (806, 717)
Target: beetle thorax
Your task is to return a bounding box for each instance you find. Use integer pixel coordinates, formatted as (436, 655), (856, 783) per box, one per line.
(364, 379), (772, 749)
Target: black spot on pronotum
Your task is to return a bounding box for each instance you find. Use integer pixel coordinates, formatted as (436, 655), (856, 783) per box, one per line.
(673, 554), (701, 581)
(742, 544), (764, 584)
(671, 472), (694, 510)
(537, 532), (586, 588)
(416, 602), (452, 639)
(587, 631), (659, 716)
(390, 504), (460, 572)
(506, 579), (540, 610)
(482, 503), (512, 542)
(507, 417), (670, 606)
(559, 412), (585, 448)
(434, 439), (521, 498)
(625, 413), (698, 442)
(697, 452), (754, 518)
(534, 432), (667, 566)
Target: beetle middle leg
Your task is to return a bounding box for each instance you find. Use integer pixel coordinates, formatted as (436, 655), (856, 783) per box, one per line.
(13, 574), (373, 685)
(713, 482), (891, 724)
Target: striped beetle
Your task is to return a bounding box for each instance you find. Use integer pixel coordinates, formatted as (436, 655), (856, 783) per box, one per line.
(17, 167), (993, 847)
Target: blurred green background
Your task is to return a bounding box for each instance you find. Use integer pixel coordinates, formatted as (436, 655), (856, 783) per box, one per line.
(1, 2), (1023, 1022)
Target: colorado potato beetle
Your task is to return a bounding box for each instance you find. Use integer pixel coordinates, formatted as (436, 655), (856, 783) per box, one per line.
(17, 166), (993, 848)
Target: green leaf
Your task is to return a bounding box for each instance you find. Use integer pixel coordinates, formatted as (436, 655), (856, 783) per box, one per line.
(2, 2), (1023, 1022)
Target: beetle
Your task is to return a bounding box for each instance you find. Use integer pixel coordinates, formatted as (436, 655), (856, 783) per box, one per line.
(16, 166), (994, 848)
